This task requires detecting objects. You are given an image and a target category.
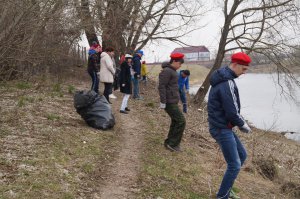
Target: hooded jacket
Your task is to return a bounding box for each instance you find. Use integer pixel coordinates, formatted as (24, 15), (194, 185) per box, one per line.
(158, 63), (180, 104)
(208, 66), (246, 129)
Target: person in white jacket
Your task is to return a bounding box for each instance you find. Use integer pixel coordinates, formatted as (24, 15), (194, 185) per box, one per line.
(100, 47), (115, 103)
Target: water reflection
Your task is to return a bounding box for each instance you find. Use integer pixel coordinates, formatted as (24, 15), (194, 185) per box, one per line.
(190, 74), (300, 142)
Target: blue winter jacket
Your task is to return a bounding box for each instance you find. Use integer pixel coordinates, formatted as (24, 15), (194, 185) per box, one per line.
(208, 66), (246, 129)
(178, 70), (189, 91)
(132, 54), (141, 77)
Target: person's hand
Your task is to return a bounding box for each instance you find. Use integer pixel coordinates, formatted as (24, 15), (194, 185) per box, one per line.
(122, 84), (125, 87)
(159, 103), (166, 109)
(137, 75), (140, 78)
(97, 72), (100, 78)
(239, 122), (252, 133)
(186, 89), (189, 94)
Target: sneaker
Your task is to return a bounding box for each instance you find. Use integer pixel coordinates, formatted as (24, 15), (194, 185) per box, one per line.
(136, 96), (144, 100)
(173, 145), (182, 152)
(125, 107), (130, 111)
(164, 143), (182, 152)
(109, 94), (117, 99)
(229, 190), (240, 199)
(119, 110), (128, 114)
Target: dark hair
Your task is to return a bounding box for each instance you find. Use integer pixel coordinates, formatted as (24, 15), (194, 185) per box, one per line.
(105, 47), (114, 52)
(170, 58), (184, 64)
(183, 70), (190, 76)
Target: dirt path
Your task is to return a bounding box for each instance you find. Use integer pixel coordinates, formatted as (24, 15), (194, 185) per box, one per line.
(98, 103), (144, 199)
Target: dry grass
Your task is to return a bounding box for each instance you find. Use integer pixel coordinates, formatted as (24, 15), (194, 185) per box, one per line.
(0, 72), (121, 198)
(1, 66), (299, 199)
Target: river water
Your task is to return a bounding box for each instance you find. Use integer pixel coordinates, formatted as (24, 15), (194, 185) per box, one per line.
(190, 74), (300, 142)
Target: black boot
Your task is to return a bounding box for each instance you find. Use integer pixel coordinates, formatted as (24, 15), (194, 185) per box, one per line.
(120, 110), (128, 114)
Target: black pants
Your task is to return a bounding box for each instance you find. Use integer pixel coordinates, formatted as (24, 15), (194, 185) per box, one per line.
(104, 83), (113, 103)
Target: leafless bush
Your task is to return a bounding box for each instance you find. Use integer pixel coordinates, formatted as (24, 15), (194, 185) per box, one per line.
(0, 0), (83, 81)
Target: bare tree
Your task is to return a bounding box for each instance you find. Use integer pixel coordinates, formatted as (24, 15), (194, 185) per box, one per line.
(193, 0), (300, 105)
(76, 0), (100, 46)
(77, 0), (205, 54)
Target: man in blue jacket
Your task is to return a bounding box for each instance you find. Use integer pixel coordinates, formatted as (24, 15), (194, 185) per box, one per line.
(178, 70), (190, 113)
(132, 50), (143, 99)
(208, 52), (252, 199)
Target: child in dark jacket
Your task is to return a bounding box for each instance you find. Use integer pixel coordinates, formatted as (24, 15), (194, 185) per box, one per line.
(119, 54), (133, 114)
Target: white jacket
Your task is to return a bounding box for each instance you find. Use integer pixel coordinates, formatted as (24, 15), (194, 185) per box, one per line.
(100, 52), (115, 83)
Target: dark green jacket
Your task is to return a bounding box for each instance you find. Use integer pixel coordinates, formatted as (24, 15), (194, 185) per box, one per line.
(158, 64), (180, 104)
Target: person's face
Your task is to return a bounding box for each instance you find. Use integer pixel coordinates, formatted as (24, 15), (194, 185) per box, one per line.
(181, 73), (187, 78)
(127, 58), (132, 63)
(108, 51), (115, 57)
(231, 63), (249, 76)
(171, 60), (182, 70)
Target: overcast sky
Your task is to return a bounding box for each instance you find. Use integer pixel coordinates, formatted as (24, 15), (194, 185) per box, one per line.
(143, 8), (224, 63)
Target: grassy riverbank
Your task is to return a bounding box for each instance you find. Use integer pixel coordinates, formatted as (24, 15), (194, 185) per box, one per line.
(0, 66), (299, 198)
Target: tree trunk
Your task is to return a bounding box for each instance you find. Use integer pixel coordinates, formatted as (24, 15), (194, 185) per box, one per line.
(80, 0), (99, 46)
(193, 19), (231, 105)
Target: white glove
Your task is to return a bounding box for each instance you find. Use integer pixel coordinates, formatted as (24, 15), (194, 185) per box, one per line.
(122, 84), (125, 87)
(160, 103), (166, 109)
(239, 122), (252, 133)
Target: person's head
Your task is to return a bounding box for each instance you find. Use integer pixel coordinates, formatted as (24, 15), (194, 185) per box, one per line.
(229, 52), (251, 77)
(142, 61), (146, 64)
(105, 47), (115, 57)
(136, 50), (144, 57)
(181, 70), (190, 78)
(125, 54), (133, 63)
(170, 53), (184, 70)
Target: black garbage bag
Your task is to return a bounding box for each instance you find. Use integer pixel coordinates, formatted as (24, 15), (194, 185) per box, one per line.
(74, 90), (115, 130)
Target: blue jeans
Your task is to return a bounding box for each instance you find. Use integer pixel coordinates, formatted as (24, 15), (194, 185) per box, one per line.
(132, 77), (140, 98)
(209, 125), (247, 199)
(179, 89), (187, 113)
(88, 71), (99, 94)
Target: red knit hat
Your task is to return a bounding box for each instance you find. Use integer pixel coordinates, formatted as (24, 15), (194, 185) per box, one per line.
(231, 52), (251, 66)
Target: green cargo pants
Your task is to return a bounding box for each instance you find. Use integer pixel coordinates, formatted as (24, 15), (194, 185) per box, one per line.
(164, 103), (186, 147)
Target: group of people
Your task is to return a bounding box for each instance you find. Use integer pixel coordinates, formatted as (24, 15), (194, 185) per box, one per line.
(87, 42), (252, 198)
(87, 42), (146, 114)
(158, 51), (252, 199)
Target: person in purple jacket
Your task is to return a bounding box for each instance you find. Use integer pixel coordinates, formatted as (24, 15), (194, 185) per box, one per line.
(208, 52), (252, 199)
